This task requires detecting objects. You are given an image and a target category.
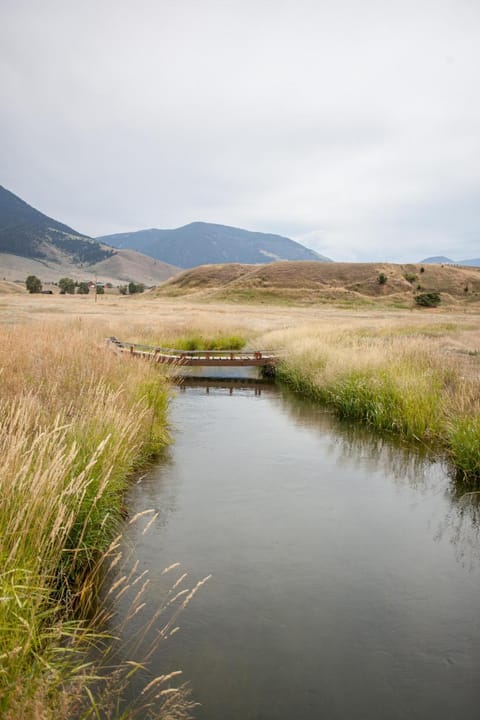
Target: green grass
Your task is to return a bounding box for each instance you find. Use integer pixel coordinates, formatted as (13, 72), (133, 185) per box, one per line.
(273, 325), (480, 481)
(448, 415), (480, 479)
(0, 322), (177, 718)
(173, 333), (246, 351)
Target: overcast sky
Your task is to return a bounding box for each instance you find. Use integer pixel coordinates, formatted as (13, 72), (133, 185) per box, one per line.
(1, 0), (479, 261)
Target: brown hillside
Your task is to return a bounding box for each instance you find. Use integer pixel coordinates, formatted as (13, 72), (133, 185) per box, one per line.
(0, 250), (179, 286)
(154, 261), (480, 305)
(0, 280), (27, 294)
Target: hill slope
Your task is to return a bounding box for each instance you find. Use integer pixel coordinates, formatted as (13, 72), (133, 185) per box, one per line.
(98, 222), (330, 268)
(154, 261), (480, 305)
(0, 185), (112, 264)
(0, 186), (179, 284)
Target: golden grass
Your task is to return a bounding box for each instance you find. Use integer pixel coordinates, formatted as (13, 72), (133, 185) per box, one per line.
(0, 318), (194, 717)
(1, 291), (480, 714)
(262, 319), (480, 477)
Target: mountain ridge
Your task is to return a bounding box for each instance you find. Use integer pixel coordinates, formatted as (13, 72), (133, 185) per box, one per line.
(0, 185), (179, 284)
(421, 255), (480, 267)
(97, 221), (331, 268)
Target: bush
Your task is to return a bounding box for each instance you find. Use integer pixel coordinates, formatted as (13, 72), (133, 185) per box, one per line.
(415, 292), (441, 307)
(77, 282), (90, 294)
(404, 272), (417, 283)
(25, 275), (42, 293)
(378, 273), (387, 285)
(128, 282), (145, 294)
(59, 277), (75, 294)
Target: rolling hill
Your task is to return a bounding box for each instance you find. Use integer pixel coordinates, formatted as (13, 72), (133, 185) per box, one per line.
(98, 222), (330, 268)
(153, 260), (480, 305)
(0, 186), (179, 284)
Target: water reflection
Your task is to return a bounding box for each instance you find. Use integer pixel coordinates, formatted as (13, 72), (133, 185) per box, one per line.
(115, 380), (480, 720)
(274, 386), (443, 490)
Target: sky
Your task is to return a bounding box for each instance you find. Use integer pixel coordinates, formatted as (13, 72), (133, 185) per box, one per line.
(1, 0), (479, 262)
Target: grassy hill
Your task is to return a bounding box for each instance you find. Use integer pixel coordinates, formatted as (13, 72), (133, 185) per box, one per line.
(153, 261), (480, 306)
(98, 221), (330, 268)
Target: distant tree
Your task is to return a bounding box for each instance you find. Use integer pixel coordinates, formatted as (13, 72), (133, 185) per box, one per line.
(128, 281), (145, 294)
(59, 277), (75, 294)
(119, 285), (128, 295)
(96, 284), (105, 295)
(377, 273), (387, 285)
(25, 275), (42, 293)
(77, 282), (90, 294)
(415, 291), (441, 307)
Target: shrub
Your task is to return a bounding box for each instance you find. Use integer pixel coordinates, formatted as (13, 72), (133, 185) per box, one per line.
(378, 273), (387, 285)
(59, 277), (75, 294)
(77, 282), (90, 294)
(128, 282), (145, 294)
(404, 272), (417, 283)
(25, 275), (42, 293)
(415, 292), (441, 307)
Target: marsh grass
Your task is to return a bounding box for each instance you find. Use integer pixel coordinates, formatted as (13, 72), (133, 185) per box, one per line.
(0, 320), (197, 718)
(265, 321), (480, 479)
(167, 334), (245, 351)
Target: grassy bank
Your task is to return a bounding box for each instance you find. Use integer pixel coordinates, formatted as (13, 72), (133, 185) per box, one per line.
(263, 322), (480, 480)
(0, 320), (191, 718)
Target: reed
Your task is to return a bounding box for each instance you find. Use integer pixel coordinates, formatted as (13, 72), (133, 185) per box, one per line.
(264, 321), (480, 479)
(0, 320), (193, 718)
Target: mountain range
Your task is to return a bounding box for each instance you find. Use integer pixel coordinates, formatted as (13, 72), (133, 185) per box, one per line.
(421, 255), (480, 267)
(97, 223), (330, 268)
(0, 186), (178, 284)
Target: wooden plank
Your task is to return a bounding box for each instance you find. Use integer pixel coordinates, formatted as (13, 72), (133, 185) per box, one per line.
(109, 338), (280, 368)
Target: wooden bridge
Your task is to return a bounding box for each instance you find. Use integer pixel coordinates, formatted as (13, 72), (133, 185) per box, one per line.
(108, 337), (280, 370)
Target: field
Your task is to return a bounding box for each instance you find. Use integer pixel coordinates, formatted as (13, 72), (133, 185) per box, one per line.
(1, 288), (479, 717)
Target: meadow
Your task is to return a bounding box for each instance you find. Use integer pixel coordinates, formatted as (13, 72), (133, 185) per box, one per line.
(1, 290), (479, 717)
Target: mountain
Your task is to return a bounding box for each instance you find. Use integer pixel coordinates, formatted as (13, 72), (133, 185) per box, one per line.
(421, 256), (480, 267)
(97, 222), (331, 268)
(0, 185), (112, 264)
(0, 186), (179, 284)
(421, 256), (455, 264)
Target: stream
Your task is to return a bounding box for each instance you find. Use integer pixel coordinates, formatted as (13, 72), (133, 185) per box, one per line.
(113, 380), (480, 719)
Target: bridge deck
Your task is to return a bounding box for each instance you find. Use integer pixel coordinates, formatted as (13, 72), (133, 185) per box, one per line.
(108, 337), (280, 367)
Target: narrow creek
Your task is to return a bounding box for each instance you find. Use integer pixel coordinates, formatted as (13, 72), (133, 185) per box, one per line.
(114, 380), (480, 719)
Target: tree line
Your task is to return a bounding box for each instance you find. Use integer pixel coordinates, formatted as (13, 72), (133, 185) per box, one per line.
(25, 276), (145, 295)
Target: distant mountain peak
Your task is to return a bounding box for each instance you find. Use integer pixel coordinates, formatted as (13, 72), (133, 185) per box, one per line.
(0, 185), (179, 284)
(420, 255), (480, 267)
(420, 256), (455, 264)
(0, 184), (112, 264)
(97, 222), (331, 268)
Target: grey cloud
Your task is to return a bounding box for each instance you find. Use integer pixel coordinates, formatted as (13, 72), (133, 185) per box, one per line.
(1, 0), (479, 260)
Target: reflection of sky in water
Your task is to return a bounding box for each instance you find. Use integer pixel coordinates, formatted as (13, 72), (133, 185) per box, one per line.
(113, 382), (480, 720)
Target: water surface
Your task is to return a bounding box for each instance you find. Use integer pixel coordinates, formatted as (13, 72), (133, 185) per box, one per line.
(117, 382), (480, 719)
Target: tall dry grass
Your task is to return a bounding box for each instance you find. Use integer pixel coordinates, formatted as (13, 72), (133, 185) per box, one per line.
(261, 320), (480, 479)
(0, 319), (196, 718)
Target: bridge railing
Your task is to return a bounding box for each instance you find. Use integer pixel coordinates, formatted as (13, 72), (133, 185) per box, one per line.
(108, 337), (278, 361)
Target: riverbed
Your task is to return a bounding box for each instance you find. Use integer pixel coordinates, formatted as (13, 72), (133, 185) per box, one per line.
(115, 381), (480, 719)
